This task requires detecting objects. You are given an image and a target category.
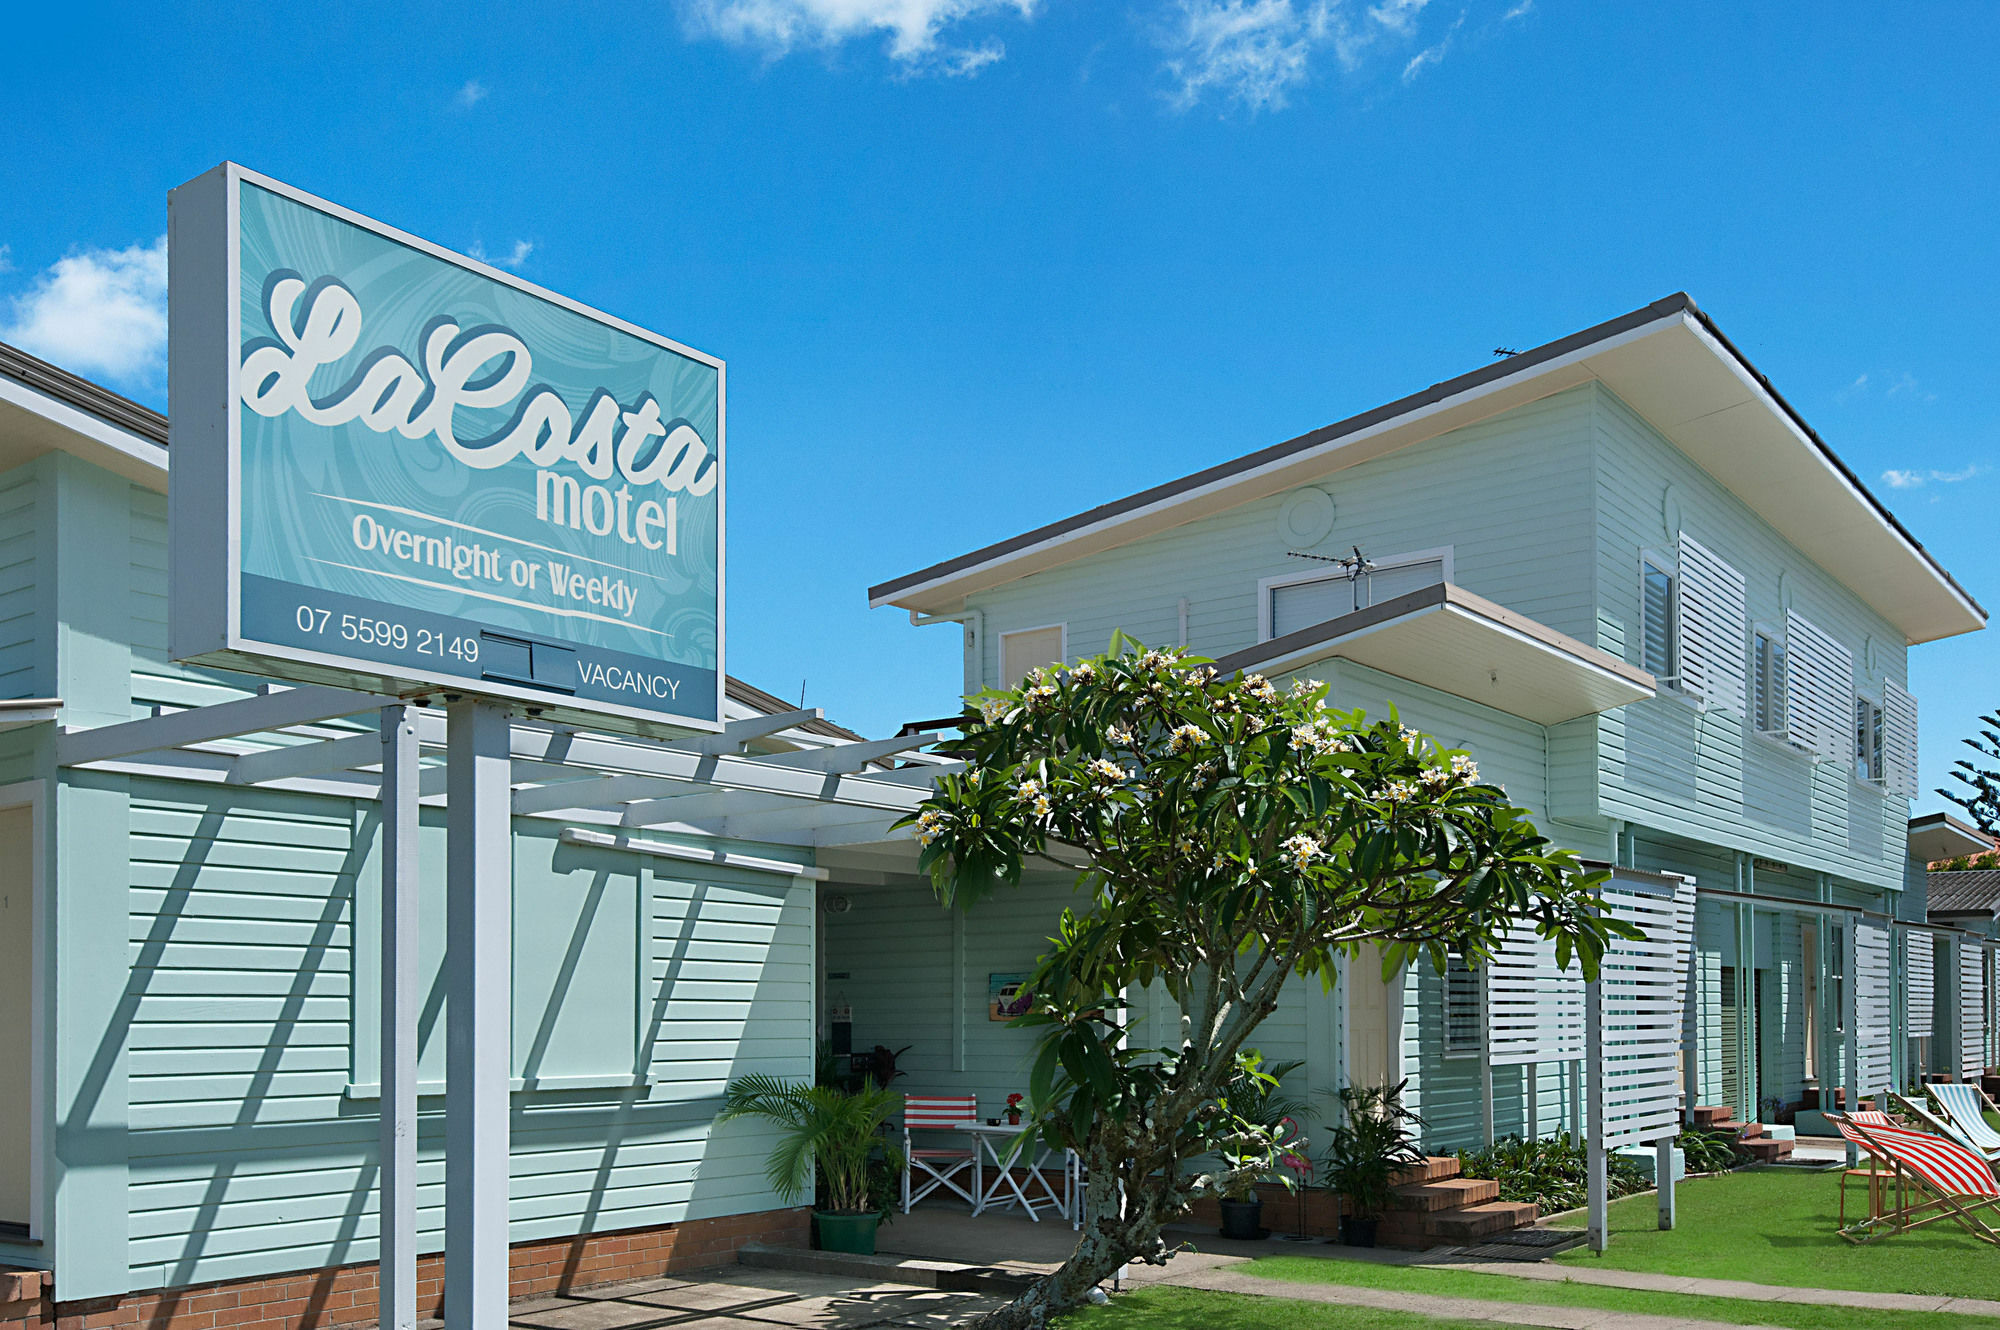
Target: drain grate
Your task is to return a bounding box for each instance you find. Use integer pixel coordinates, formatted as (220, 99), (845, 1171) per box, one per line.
(1453, 1227), (1587, 1261)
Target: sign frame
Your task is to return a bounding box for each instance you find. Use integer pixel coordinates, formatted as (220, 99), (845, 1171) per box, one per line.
(167, 161), (726, 735)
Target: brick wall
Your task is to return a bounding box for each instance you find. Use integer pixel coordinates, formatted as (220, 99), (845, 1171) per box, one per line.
(1184, 1182), (1348, 1237)
(7, 1206), (808, 1330)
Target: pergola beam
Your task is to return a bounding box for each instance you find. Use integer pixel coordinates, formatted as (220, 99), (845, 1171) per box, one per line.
(226, 730), (384, 785)
(57, 684), (389, 767)
(756, 731), (942, 772)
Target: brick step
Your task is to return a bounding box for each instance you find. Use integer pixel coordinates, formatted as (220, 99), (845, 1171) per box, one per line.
(1427, 1201), (1540, 1240)
(1707, 1120), (1759, 1139)
(1741, 1137), (1794, 1162)
(1387, 1156), (1462, 1186)
(1388, 1178), (1500, 1212)
(1688, 1104), (1734, 1127)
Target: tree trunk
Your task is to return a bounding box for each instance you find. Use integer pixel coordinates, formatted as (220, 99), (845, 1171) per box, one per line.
(972, 1143), (1189, 1330)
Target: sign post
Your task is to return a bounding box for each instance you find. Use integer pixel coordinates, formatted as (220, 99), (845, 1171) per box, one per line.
(167, 162), (728, 1329)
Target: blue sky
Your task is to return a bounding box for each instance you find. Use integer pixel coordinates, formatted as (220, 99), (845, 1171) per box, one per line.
(2, 2), (1996, 814)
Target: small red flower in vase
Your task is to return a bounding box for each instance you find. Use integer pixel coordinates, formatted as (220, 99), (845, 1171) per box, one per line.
(1005, 1093), (1024, 1126)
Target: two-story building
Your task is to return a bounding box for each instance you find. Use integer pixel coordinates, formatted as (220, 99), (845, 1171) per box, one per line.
(859, 293), (1991, 1153)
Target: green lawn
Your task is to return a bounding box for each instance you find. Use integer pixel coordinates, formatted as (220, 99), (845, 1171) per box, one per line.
(1245, 1254), (2000, 1330)
(1551, 1167), (2000, 1299)
(1058, 1285), (1515, 1330)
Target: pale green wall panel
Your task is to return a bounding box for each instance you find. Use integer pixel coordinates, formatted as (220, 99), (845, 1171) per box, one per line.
(1590, 384), (1909, 889)
(51, 772), (133, 1299)
(0, 459), (43, 699)
(966, 388), (1599, 686)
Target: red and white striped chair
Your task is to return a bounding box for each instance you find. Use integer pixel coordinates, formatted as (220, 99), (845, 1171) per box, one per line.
(1832, 1113), (2000, 1245)
(902, 1095), (979, 1212)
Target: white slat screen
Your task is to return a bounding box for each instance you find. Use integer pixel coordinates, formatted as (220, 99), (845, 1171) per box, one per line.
(1961, 939), (1988, 1083)
(1852, 921), (1893, 1101)
(1784, 610), (1854, 762)
(1908, 930), (1934, 1040)
(1883, 680), (1919, 798)
(1593, 872), (1698, 1150)
(1675, 533), (1747, 713)
(1486, 921), (1585, 1066)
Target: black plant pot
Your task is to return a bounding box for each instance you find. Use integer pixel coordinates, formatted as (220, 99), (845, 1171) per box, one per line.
(1218, 1197), (1265, 1240)
(1338, 1217), (1379, 1248)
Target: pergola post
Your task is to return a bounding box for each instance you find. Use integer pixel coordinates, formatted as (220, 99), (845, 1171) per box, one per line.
(379, 704), (419, 1330)
(1586, 968), (1606, 1253)
(446, 699), (513, 1329)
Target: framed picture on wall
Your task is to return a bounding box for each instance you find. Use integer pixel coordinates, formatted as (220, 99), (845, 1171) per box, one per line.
(989, 972), (1033, 1021)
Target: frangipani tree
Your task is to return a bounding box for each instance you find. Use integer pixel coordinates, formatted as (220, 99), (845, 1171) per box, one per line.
(902, 639), (1625, 1330)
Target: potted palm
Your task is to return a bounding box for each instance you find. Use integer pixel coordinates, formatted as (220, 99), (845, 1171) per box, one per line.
(719, 1074), (906, 1254)
(1211, 1055), (1309, 1240)
(1320, 1079), (1424, 1247)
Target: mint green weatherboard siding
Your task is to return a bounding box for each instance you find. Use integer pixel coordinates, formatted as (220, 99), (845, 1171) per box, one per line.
(0, 461), (39, 698)
(821, 876), (1331, 1121)
(1589, 385), (1909, 890)
(934, 380), (1930, 1148)
(91, 773), (815, 1295)
(967, 387), (1600, 689)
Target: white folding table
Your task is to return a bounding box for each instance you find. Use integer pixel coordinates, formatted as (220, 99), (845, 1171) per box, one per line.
(963, 1121), (1071, 1222)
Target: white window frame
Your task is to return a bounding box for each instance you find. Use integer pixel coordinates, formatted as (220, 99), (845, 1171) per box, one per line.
(1854, 690), (1887, 787)
(1442, 950), (1484, 1059)
(1256, 546), (1454, 643)
(1637, 548), (1680, 691)
(1747, 621), (1799, 748)
(996, 622), (1068, 689)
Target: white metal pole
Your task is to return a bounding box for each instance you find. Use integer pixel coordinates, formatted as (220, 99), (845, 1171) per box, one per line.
(379, 705), (420, 1330)
(1586, 972), (1606, 1253)
(446, 699), (512, 1330)
(1843, 922), (1860, 1170)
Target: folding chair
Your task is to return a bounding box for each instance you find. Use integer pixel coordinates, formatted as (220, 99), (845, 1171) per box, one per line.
(1888, 1091), (1986, 1155)
(901, 1095), (979, 1212)
(1831, 1115), (2000, 1245)
(1929, 1083), (2000, 1162)
(1835, 1110), (1900, 1225)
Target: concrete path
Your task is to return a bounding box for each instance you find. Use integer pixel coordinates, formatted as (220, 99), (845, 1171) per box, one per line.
(1414, 1250), (2000, 1319)
(1161, 1261), (1799, 1330)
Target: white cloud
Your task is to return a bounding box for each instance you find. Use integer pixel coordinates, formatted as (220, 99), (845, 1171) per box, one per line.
(1, 234), (167, 386)
(1886, 371), (1937, 403)
(1401, 8), (1463, 82)
(1160, 0), (1315, 111)
(679, 0), (1034, 72)
(1502, 0), (1530, 18)
(456, 79), (489, 108)
(1158, 0), (1490, 112)
(470, 239), (535, 270)
(1880, 465), (1981, 490)
(0, 245), (12, 275)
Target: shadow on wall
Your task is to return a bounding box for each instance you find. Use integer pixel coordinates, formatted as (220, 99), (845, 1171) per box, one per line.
(80, 787), (813, 1303)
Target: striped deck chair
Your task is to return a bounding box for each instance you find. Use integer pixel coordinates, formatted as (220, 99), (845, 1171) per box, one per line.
(1832, 1115), (2000, 1245)
(1888, 1091), (1987, 1156)
(1930, 1083), (2000, 1161)
(901, 1095), (979, 1212)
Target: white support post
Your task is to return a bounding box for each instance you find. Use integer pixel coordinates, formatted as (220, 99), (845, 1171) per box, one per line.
(1586, 971), (1607, 1253)
(1844, 921), (1860, 1170)
(1656, 1136), (1675, 1230)
(1480, 967), (1495, 1147)
(379, 705), (419, 1330)
(446, 699), (512, 1330)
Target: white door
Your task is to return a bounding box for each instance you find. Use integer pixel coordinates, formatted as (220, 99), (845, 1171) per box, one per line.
(0, 805), (31, 1229)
